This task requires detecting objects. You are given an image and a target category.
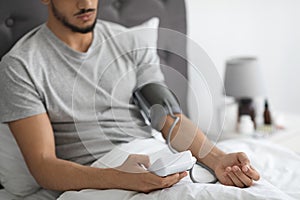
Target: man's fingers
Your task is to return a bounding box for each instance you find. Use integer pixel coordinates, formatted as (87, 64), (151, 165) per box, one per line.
(117, 154), (151, 173)
(221, 171), (234, 186)
(242, 165), (250, 173)
(237, 152), (260, 181)
(232, 166), (253, 187)
(150, 172), (187, 189)
(245, 166), (260, 181)
(227, 171), (244, 188)
(129, 154), (151, 168)
(162, 172), (187, 186)
(165, 172), (187, 187)
(178, 171), (188, 179)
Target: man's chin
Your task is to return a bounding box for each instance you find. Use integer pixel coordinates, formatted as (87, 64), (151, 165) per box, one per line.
(64, 20), (97, 34)
(73, 26), (95, 34)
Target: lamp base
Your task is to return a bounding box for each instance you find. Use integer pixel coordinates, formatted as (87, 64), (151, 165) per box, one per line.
(238, 98), (256, 128)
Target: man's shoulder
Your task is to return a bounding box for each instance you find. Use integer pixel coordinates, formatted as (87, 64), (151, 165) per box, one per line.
(2, 24), (46, 63)
(0, 24), (47, 72)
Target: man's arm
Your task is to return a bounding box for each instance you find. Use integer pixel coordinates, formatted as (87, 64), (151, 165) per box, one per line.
(161, 114), (260, 187)
(8, 113), (186, 192)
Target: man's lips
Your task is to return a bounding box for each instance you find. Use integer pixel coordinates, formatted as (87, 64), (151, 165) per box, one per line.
(76, 12), (95, 21)
(74, 9), (96, 16)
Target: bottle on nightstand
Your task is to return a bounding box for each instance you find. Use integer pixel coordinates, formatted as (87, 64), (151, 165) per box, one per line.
(256, 99), (274, 135)
(263, 99), (272, 125)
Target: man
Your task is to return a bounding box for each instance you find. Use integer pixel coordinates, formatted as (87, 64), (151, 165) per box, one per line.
(0, 0), (260, 199)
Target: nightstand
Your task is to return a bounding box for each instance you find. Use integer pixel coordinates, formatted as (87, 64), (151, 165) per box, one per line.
(268, 113), (300, 153)
(218, 112), (300, 154)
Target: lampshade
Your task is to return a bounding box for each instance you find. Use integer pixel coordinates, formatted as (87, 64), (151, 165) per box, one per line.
(224, 57), (265, 98)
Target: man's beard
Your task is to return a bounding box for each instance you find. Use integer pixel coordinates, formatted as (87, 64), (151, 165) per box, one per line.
(51, 2), (97, 34)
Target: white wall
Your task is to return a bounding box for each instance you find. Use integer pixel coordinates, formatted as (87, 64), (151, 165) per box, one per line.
(186, 0), (300, 133)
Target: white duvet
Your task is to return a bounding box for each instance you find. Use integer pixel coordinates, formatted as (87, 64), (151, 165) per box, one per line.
(58, 137), (300, 200)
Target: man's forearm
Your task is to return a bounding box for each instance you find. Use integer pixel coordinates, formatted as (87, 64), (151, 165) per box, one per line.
(8, 113), (126, 192)
(31, 157), (119, 191)
(161, 114), (226, 171)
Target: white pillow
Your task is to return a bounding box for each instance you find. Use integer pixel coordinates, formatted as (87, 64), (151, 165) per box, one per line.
(101, 17), (159, 48)
(0, 124), (40, 196)
(0, 17), (160, 197)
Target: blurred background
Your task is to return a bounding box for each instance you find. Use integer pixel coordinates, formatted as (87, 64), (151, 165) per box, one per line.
(185, 0), (300, 135)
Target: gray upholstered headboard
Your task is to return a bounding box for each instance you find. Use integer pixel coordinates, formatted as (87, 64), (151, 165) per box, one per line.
(0, 1), (187, 188)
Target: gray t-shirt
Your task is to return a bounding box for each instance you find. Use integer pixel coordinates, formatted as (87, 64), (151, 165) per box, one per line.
(0, 20), (165, 165)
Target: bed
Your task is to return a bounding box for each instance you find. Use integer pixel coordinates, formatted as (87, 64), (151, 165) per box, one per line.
(1, 0), (300, 199)
(57, 137), (300, 200)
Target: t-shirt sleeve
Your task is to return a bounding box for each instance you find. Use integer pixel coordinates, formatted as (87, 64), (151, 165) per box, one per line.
(0, 57), (46, 123)
(135, 46), (166, 89)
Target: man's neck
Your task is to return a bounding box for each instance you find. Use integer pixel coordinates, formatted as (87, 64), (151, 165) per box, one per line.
(46, 20), (93, 53)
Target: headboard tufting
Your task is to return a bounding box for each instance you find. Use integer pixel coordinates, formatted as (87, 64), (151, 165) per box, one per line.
(0, 0), (188, 190)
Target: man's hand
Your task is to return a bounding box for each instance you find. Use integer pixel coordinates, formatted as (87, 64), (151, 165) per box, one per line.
(160, 114), (260, 188)
(214, 152), (260, 187)
(116, 154), (151, 173)
(114, 154), (187, 193)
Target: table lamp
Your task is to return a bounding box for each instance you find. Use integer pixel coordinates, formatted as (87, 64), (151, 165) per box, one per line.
(224, 57), (266, 126)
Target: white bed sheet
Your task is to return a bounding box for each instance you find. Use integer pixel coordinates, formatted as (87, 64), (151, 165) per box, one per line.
(57, 137), (300, 200)
(0, 188), (62, 199)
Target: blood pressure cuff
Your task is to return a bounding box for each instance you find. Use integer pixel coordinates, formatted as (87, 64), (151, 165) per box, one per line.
(133, 83), (181, 130)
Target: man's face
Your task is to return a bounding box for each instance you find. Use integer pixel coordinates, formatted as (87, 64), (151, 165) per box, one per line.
(50, 0), (98, 34)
